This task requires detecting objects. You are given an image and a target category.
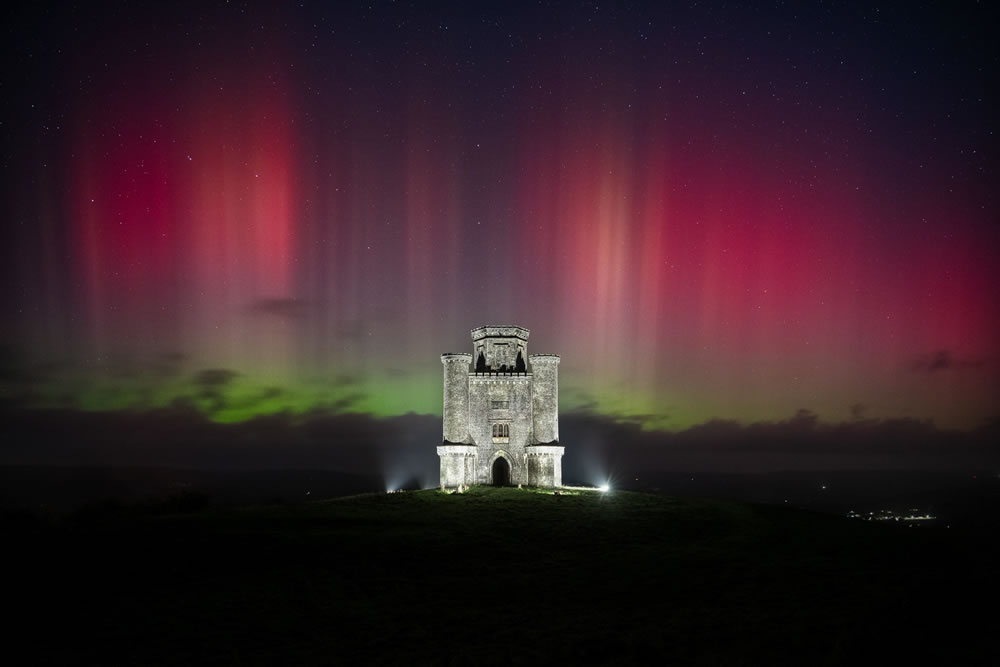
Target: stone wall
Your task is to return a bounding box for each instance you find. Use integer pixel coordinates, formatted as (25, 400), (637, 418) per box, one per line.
(528, 354), (559, 444)
(437, 445), (477, 487)
(526, 445), (564, 487)
(441, 353), (472, 444)
(469, 374), (533, 484)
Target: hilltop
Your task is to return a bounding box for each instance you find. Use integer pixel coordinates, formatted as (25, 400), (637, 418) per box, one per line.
(7, 487), (996, 664)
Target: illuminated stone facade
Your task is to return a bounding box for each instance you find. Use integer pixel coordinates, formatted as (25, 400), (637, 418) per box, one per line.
(437, 325), (564, 488)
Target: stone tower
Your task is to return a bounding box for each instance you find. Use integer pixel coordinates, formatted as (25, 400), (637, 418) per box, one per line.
(437, 325), (564, 488)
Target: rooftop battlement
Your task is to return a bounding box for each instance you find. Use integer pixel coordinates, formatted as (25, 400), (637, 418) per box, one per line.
(471, 325), (530, 341)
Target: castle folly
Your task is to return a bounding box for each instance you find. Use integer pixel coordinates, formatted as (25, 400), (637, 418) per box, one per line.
(437, 325), (564, 488)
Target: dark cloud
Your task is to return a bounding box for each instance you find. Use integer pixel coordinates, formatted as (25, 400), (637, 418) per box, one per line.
(214, 386), (290, 414)
(561, 387), (599, 414)
(192, 369), (239, 413)
(258, 386), (284, 400)
(0, 403), (439, 477)
(560, 406), (1000, 474)
(911, 349), (986, 373)
(614, 413), (662, 426)
(325, 393), (366, 413)
(193, 369), (239, 388)
(248, 298), (308, 320)
(0, 348), (76, 385)
(1, 402), (997, 479)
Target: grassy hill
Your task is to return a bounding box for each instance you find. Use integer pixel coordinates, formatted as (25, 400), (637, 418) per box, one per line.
(7, 486), (997, 664)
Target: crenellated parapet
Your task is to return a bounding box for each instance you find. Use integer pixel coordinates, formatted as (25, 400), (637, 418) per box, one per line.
(471, 325), (530, 372)
(527, 354), (560, 363)
(471, 325), (530, 341)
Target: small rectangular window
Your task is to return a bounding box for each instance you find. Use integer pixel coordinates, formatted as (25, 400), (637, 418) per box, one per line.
(490, 400), (510, 409)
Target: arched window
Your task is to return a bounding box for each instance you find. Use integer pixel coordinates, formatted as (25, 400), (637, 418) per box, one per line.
(491, 422), (510, 443)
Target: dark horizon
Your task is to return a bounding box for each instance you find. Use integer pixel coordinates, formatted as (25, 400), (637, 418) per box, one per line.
(3, 401), (997, 476)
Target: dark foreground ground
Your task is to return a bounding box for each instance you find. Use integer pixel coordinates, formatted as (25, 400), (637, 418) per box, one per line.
(7, 487), (999, 665)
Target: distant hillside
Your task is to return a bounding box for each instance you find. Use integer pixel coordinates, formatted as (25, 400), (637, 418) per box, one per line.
(7, 487), (997, 664)
(0, 465), (383, 511)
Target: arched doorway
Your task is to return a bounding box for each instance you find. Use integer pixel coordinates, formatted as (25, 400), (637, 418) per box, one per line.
(491, 456), (511, 487)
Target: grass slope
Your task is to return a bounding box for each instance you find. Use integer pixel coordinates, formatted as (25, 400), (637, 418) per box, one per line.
(8, 487), (998, 664)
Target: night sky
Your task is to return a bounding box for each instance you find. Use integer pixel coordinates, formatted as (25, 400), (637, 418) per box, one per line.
(1, 2), (997, 470)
